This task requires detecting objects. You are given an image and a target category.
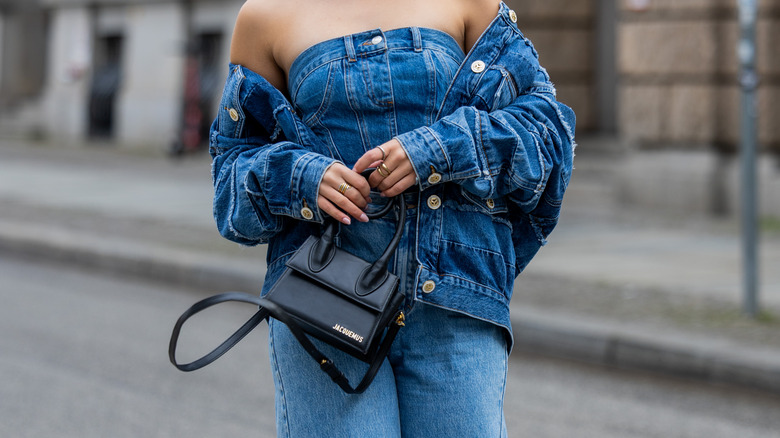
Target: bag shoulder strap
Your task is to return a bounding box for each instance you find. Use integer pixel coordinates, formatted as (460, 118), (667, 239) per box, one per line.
(168, 292), (404, 394)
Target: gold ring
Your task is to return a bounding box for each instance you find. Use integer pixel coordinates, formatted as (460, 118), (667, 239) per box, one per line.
(337, 182), (352, 195)
(377, 163), (392, 178)
(376, 145), (387, 161)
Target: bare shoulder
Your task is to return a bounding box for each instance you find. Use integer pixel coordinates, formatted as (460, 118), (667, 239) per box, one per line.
(460, 0), (501, 51)
(230, 0), (291, 91)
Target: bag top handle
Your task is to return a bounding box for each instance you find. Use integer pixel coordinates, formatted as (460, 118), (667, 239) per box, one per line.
(308, 194), (406, 294)
(357, 197), (405, 295)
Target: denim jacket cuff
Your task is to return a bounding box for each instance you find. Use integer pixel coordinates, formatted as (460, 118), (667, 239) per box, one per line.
(289, 153), (338, 223)
(394, 127), (451, 191)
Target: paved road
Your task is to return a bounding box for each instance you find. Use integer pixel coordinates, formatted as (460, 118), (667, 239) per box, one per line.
(2, 256), (780, 438)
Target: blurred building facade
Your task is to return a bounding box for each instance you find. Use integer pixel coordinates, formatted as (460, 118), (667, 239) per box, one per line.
(0, 0), (242, 151)
(0, 0), (778, 216)
(516, 0), (779, 218)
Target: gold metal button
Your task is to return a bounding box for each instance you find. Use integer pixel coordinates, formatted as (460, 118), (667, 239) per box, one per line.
(486, 199), (495, 209)
(471, 60), (486, 74)
(509, 10), (518, 23)
(228, 108), (239, 122)
(301, 207), (314, 220)
(426, 195), (441, 210)
(427, 173), (442, 185)
(422, 280), (436, 293)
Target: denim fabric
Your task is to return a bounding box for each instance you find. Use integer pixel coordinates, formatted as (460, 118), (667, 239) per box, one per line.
(209, 1), (576, 349)
(269, 302), (508, 438)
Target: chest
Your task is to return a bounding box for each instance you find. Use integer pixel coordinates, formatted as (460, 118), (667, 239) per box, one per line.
(274, 0), (466, 75)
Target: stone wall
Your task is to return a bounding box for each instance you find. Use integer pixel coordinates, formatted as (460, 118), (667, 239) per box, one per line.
(508, 0), (780, 216)
(615, 0), (780, 217)
(618, 0), (780, 152)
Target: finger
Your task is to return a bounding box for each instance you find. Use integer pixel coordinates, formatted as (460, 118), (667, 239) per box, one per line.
(321, 186), (369, 223)
(325, 163), (371, 204)
(352, 148), (385, 174)
(381, 173), (418, 198)
(375, 160), (413, 192)
(368, 161), (398, 187)
(341, 171), (371, 201)
(337, 181), (369, 210)
(317, 197), (352, 225)
(320, 168), (359, 206)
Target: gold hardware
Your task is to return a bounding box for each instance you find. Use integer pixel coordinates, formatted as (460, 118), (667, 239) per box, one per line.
(301, 199), (314, 220)
(427, 166), (442, 184)
(396, 312), (406, 327)
(426, 195), (441, 210)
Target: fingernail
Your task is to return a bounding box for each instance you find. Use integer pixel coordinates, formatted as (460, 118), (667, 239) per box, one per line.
(360, 213), (369, 222)
(342, 217), (351, 225)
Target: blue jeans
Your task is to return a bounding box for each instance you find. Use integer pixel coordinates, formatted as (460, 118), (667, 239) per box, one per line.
(268, 302), (508, 437)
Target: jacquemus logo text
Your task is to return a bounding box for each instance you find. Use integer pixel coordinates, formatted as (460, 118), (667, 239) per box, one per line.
(332, 324), (364, 343)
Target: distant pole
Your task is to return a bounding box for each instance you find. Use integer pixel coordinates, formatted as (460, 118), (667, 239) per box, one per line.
(737, 0), (759, 318)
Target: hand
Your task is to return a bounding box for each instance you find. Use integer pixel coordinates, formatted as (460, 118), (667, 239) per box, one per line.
(352, 139), (417, 197)
(318, 163), (371, 225)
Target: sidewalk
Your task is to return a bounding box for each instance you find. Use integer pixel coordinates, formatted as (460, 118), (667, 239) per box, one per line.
(1, 138), (779, 394)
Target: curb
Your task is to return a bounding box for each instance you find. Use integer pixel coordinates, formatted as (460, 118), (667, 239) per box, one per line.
(512, 309), (780, 395)
(3, 222), (780, 396)
(0, 220), (264, 293)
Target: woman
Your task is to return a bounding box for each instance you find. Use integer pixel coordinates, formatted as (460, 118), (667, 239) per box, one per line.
(211, 0), (575, 436)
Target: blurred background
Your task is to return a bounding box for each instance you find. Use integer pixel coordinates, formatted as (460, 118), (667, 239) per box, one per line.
(1, 0), (778, 215)
(1, 0), (780, 437)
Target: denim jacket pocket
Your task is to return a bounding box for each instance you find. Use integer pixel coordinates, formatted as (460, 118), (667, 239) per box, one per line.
(438, 187), (515, 297)
(487, 67), (519, 112)
(459, 186), (509, 217)
(470, 65), (519, 113)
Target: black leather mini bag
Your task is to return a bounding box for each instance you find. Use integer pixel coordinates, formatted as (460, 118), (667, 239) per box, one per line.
(169, 196), (406, 394)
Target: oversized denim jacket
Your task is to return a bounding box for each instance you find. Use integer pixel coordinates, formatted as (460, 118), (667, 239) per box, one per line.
(209, 2), (576, 346)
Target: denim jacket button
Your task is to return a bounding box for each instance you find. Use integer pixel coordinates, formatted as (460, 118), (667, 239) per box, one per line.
(422, 280), (436, 293)
(426, 195), (441, 210)
(228, 108), (240, 122)
(486, 198), (495, 209)
(427, 173), (442, 184)
(300, 207), (314, 220)
(509, 10), (518, 23)
(371, 36), (383, 45)
(471, 60), (486, 74)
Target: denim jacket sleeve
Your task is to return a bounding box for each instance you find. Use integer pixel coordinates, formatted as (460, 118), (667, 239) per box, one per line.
(210, 65), (337, 245)
(394, 30), (576, 219)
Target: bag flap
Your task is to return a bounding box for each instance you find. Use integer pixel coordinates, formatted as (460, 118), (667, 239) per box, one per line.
(285, 236), (399, 312)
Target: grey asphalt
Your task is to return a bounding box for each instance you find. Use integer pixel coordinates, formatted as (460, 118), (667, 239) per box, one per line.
(1, 137), (779, 394)
(6, 256), (780, 438)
